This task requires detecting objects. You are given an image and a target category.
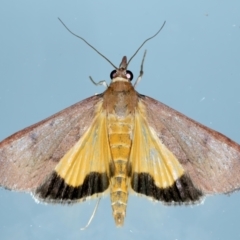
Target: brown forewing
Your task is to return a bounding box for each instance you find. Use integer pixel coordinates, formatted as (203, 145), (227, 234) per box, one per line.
(140, 95), (240, 194)
(0, 95), (103, 191)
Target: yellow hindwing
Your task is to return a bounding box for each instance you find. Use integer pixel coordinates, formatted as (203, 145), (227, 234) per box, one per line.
(130, 101), (184, 189)
(54, 103), (111, 188)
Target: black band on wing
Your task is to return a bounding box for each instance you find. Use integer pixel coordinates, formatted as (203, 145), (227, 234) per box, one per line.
(35, 171), (109, 203)
(131, 173), (203, 204)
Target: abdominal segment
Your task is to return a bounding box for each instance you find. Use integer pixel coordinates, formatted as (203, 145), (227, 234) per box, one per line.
(108, 114), (134, 226)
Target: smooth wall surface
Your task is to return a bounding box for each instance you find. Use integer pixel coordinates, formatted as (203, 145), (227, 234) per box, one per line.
(0, 1), (240, 239)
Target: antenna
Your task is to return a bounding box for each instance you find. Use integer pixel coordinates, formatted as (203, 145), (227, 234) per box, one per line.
(58, 18), (117, 69)
(58, 18), (166, 69)
(127, 21), (166, 66)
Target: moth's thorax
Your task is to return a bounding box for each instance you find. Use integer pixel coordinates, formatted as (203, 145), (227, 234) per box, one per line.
(103, 80), (138, 117)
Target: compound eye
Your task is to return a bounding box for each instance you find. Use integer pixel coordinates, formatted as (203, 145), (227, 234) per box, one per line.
(110, 70), (117, 79)
(126, 70), (134, 81)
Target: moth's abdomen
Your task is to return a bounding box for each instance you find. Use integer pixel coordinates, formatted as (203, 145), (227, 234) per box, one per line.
(108, 114), (134, 226)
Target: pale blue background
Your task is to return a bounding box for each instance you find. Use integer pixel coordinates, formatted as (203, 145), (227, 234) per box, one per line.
(1, 1), (240, 239)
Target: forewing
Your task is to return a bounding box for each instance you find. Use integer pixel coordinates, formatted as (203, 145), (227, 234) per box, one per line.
(34, 107), (111, 203)
(0, 95), (103, 191)
(140, 95), (240, 194)
(129, 102), (202, 204)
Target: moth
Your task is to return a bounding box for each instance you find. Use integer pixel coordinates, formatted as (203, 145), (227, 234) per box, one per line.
(1, 19), (240, 227)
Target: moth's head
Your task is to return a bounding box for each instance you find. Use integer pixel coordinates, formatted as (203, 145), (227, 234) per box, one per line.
(110, 56), (134, 83)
